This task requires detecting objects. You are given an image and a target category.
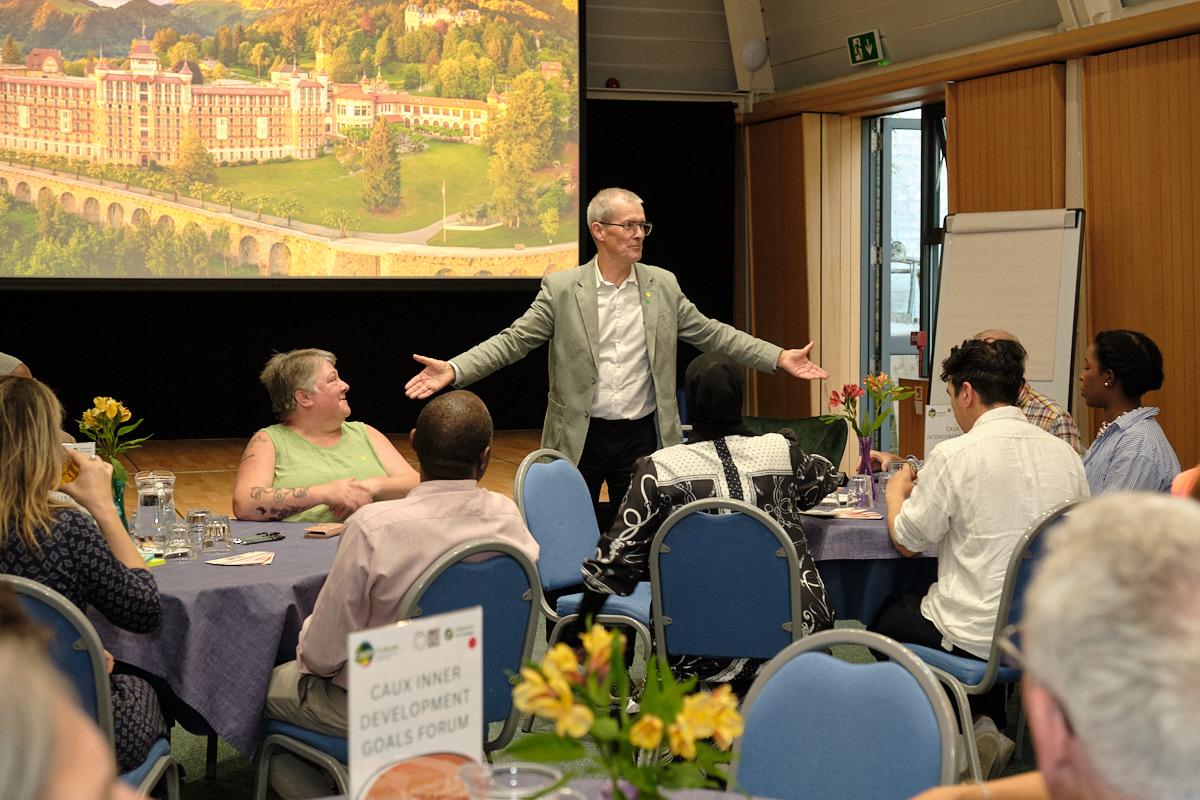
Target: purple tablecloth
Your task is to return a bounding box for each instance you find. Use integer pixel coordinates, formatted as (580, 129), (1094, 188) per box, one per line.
(89, 521), (339, 757)
(801, 493), (938, 624)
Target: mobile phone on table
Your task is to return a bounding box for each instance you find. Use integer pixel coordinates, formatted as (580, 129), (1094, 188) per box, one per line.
(239, 532), (285, 545)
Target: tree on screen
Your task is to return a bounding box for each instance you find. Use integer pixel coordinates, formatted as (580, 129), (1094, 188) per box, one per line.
(2, 35), (21, 65)
(360, 119), (401, 211)
(173, 131), (216, 185)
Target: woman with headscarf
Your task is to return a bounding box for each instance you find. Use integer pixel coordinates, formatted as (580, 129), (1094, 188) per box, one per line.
(575, 352), (841, 691)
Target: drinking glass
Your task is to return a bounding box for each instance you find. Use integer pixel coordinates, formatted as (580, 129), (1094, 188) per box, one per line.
(186, 508), (209, 552)
(163, 521), (195, 562)
(847, 474), (875, 510)
(203, 514), (233, 554)
(459, 764), (563, 800)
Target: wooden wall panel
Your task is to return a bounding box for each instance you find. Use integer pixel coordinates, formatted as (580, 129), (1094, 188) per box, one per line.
(745, 115), (812, 417)
(946, 63), (1066, 213)
(1083, 35), (1200, 470)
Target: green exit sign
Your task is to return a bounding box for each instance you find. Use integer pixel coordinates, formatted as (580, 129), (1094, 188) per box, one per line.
(847, 30), (884, 66)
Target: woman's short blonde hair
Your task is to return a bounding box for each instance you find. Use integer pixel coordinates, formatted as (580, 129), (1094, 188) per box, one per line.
(258, 349), (336, 423)
(0, 376), (64, 554)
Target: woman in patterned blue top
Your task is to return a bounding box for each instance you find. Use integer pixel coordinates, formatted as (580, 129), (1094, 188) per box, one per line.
(1079, 329), (1180, 493)
(0, 376), (167, 774)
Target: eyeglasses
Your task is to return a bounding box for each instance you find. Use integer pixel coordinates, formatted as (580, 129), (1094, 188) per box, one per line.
(996, 623), (1025, 669)
(598, 220), (653, 236)
(997, 623), (1076, 735)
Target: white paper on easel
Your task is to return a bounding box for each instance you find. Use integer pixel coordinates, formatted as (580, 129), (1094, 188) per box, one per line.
(348, 606), (483, 800)
(924, 404), (964, 456)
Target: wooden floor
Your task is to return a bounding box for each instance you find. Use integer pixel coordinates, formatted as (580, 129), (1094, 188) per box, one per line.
(117, 430), (546, 517)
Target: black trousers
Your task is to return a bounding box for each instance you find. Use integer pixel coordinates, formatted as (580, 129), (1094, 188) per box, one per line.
(869, 591), (1008, 729)
(577, 412), (658, 533)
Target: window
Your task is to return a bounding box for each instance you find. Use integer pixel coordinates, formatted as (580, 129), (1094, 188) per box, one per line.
(862, 105), (947, 451)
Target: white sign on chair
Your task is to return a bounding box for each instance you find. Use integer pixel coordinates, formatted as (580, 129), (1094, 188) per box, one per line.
(348, 607), (483, 800)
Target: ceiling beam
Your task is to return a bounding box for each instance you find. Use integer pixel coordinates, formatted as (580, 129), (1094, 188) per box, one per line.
(743, 1), (1200, 121)
(723, 0), (776, 94)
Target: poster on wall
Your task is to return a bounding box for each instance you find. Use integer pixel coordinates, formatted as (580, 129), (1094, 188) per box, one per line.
(0, 0), (579, 279)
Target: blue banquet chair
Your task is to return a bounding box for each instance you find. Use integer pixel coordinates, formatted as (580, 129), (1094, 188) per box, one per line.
(252, 537), (541, 800)
(0, 573), (180, 799)
(903, 497), (1087, 780)
(731, 628), (958, 800)
(513, 448), (652, 651)
(649, 498), (805, 664)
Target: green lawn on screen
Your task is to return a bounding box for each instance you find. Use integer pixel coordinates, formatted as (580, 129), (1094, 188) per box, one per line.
(210, 141), (491, 234)
(431, 210), (579, 247)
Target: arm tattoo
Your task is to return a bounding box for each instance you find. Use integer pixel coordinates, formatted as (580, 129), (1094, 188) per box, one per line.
(240, 433), (272, 463)
(249, 487), (310, 501)
(255, 505), (307, 521)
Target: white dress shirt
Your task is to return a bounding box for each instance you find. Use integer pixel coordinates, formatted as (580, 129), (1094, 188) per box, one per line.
(892, 406), (1090, 658)
(592, 264), (655, 421)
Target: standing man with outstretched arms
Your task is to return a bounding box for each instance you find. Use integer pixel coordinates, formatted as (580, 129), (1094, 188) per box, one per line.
(405, 187), (828, 522)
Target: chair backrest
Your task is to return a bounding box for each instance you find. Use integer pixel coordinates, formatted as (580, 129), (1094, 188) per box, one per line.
(513, 448), (600, 594)
(740, 415), (849, 467)
(0, 574), (115, 743)
(395, 538), (541, 752)
(986, 496), (1087, 669)
(649, 498), (802, 661)
(731, 629), (958, 800)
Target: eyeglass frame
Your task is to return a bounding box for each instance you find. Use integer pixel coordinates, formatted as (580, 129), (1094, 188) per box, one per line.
(997, 623), (1076, 736)
(597, 220), (653, 236)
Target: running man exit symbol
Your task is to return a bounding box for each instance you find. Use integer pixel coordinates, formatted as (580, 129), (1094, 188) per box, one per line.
(847, 30), (884, 66)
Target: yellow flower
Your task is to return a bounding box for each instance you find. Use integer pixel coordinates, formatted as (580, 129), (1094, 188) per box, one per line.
(80, 409), (98, 429)
(543, 643), (581, 683)
(629, 714), (664, 750)
(556, 702), (594, 738)
(667, 685), (744, 758)
(667, 719), (697, 760)
(512, 666), (593, 739)
(703, 685), (744, 750)
(512, 667), (565, 718)
(579, 624), (625, 677)
(119, 406), (131, 422)
(104, 398), (120, 419)
(92, 396), (109, 409)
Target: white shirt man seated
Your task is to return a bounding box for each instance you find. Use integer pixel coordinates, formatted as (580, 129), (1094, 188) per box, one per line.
(871, 337), (1088, 778)
(909, 493), (1200, 800)
(262, 390), (539, 800)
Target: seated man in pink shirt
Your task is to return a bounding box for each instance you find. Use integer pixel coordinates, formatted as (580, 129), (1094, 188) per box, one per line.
(262, 390), (540, 799)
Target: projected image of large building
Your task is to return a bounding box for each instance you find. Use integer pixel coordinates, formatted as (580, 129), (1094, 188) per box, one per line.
(0, 3), (580, 279)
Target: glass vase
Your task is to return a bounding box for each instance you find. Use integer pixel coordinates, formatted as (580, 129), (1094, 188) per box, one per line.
(111, 472), (130, 532)
(856, 436), (878, 499)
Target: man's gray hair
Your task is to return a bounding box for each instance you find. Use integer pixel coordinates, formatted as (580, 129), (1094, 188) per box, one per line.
(1025, 493), (1200, 800)
(586, 187), (643, 228)
(259, 348), (336, 423)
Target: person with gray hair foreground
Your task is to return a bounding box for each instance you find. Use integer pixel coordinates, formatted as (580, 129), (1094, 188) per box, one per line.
(0, 587), (139, 800)
(909, 492), (1200, 800)
(234, 348), (419, 523)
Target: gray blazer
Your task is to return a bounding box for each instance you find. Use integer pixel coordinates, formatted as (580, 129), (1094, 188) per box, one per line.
(453, 258), (782, 464)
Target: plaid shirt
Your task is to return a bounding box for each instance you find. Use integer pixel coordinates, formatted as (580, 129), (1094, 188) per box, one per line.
(1019, 383), (1084, 457)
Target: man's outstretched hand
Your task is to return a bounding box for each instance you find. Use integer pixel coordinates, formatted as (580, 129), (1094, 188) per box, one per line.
(404, 354), (455, 399)
(777, 341), (829, 381)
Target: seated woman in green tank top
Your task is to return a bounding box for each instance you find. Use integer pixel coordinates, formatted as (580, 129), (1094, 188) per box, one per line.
(232, 349), (420, 523)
